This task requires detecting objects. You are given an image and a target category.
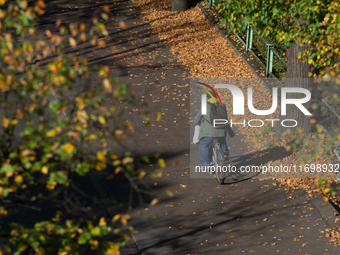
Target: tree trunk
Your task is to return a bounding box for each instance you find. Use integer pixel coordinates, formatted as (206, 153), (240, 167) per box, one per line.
(275, 20), (313, 136)
(172, 0), (195, 11)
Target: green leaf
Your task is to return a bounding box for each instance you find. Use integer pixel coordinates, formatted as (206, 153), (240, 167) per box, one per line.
(16, 0), (27, 9)
(75, 163), (90, 176)
(24, 162), (32, 170)
(141, 156), (149, 163)
(272, 7), (279, 15)
(112, 77), (119, 84)
(118, 85), (127, 94)
(49, 171), (68, 184)
(0, 164), (14, 174)
(9, 152), (18, 158)
(2, 188), (9, 197)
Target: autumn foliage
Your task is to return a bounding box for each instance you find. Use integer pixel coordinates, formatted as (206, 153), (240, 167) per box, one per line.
(215, 0), (340, 79)
(0, 0), (142, 254)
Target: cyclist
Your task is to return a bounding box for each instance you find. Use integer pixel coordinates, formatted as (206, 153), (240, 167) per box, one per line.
(194, 94), (230, 167)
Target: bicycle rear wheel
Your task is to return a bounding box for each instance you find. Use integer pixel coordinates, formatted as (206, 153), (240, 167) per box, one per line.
(214, 140), (226, 184)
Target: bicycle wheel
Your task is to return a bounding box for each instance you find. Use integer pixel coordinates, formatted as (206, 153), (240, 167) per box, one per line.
(214, 140), (226, 184)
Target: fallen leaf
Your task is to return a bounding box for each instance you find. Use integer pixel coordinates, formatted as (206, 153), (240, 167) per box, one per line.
(119, 21), (127, 29)
(150, 198), (159, 206)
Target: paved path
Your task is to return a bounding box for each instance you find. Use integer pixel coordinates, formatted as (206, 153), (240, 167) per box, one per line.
(57, 0), (340, 254)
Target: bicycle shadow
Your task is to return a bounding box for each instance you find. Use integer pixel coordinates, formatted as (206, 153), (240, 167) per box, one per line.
(219, 143), (294, 184)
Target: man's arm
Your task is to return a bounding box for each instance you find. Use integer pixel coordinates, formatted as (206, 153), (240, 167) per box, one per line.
(194, 109), (202, 125)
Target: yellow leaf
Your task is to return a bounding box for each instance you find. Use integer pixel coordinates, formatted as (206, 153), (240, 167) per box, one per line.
(113, 214), (120, 222)
(119, 21), (127, 29)
(38, 0), (46, 8)
(90, 37), (97, 46)
(14, 175), (23, 184)
(89, 134), (97, 140)
(16, 109), (24, 119)
(63, 143), (76, 155)
(21, 0), (28, 8)
(296, 127), (302, 134)
(41, 166), (48, 174)
(0, 209), (7, 216)
(121, 216), (127, 226)
(80, 32), (86, 42)
(124, 234), (131, 241)
(103, 79), (112, 93)
(139, 170), (145, 179)
(69, 37), (77, 48)
(156, 112), (161, 121)
(98, 116), (106, 125)
(29, 104), (36, 112)
(89, 240), (98, 248)
(285, 145), (291, 151)
(150, 198), (158, 206)
(101, 13), (109, 21)
(0, 0), (6, 6)
(95, 162), (106, 171)
(56, 19), (61, 27)
(48, 63), (57, 72)
(165, 189), (174, 197)
(45, 29), (51, 37)
(106, 243), (120, 254)
(2, 118), (9, 129)
(115, 130), (123, 135)
(46, 129), (56, 137)
(158, 158), (166, 168)
(322, 196), (329, 202)
(97, 151), (105, 161)
(90, 227), (100, 236)
(114, 166), (123, 174)
(10, 119), (18, 126)
(122, 157), (133, 165)
(316, 126), (323, 133)
(99, 217), (106, 226)
(310, 118), (316, 124)
(20, 149), (31, 157)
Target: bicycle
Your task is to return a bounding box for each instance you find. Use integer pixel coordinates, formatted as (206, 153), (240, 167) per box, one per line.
(210, 138), (228, 184)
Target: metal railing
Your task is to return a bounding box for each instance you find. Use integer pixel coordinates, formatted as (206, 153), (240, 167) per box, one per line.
(204, 0), (286, 83)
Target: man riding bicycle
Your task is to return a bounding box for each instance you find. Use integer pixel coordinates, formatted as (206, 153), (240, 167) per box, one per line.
(194, 94), (230, 167)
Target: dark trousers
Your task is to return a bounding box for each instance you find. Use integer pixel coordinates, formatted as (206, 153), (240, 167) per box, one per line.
(199, 137), (229, 167)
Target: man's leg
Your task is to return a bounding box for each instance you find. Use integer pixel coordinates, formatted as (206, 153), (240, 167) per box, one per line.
(199, 137), (214, 166)
(218, 137), (229, 156)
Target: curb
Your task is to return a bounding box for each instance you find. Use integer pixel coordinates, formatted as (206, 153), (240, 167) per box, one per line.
(310, 192), (340, 228)
(197, 2), (340, 229)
